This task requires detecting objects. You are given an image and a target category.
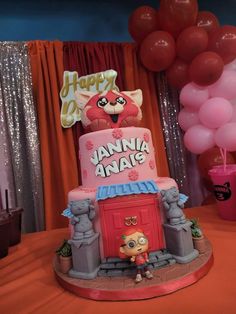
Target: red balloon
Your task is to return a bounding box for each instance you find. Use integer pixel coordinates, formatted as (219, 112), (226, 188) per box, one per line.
(159, 0), (198, 38)
(196, 11), (220, 35)
(176, 26), (208, 62)
(208, 25), (236, 64)
(166, 58), (190, 89)
(128, 6), (159, 43)
(189, 51), (224, 86)
(197, 147), (235, 181)
(140, 31), (176, 72)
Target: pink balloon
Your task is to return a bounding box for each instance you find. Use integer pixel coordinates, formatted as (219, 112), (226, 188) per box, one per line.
(178, 108), (200, 131)
(231, 98), (236, 106)
(199, 97), (233, 129)
(224, 58), (236, 71)
(209, 70), (236, 100)
(184, 124), (215, 154)
(215, 122), (236, 151)
(180, 83), (209, 110)
(230, 105), (236, 122)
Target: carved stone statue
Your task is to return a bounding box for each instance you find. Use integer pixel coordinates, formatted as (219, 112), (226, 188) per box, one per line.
(69, 199), (96, 240)
(160, 187), (186, 225)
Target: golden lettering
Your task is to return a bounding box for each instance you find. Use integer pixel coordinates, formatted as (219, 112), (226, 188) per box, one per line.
(86, 75), (96, 90)
(79, 78), (87, 90)
(61, 100), (81, 128)
(104, 72), (116, 90)
(60, 74), (70, 98)
(60, 72), (80, 97)
(61, 115), (74, 128)
(72, 73), (79, 92)
(61, 100), (78, 115)
(96, 73), (105, 92)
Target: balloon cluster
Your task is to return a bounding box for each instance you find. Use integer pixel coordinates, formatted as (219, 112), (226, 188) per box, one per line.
(180, 69), (236, 154)
(129, 0), (236, 155)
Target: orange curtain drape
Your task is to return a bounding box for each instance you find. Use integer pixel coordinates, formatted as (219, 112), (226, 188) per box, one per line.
(122, 43), (170, 177)
(28, 41), (78, 230)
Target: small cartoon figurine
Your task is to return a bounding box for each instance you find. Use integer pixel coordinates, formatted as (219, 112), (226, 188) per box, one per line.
(119, 228), (153, 283)
(69, 199), (96, 240)
(160, 187), (187, 225)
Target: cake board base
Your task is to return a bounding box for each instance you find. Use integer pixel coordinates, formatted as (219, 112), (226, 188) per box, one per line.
(54, 239), (213, 301)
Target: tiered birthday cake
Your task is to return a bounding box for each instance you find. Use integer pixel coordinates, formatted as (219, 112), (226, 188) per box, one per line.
(55, 88), (213, 300)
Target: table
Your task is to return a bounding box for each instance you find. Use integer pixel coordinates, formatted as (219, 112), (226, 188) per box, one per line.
(1, 205), (236, 314)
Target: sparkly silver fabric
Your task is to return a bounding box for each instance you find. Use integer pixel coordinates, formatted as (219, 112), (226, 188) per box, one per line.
(0, 42), (45, 232)
(156, 73), (191, 201)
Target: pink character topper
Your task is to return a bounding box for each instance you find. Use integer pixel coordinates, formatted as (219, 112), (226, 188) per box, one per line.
(74, 89), (143, 132)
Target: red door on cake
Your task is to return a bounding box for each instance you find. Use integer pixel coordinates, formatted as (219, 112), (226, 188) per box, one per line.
(98, 194), (164, 257)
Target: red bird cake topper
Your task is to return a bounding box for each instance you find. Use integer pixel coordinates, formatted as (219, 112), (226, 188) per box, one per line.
(74, 89), (143, 132)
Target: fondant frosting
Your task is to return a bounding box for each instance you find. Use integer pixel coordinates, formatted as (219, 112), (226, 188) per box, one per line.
(79, 127), (159, 188)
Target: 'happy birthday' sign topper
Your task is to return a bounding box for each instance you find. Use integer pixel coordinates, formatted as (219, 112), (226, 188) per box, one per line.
(60, 69), (119, 128)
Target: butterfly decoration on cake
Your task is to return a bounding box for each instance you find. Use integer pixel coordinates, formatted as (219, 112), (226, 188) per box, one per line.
(62, 207), (74, 218)
(179, 193), (188, 205)
(74, 89), (143, 132)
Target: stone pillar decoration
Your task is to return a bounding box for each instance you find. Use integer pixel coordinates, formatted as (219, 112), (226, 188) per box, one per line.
(68, 199), (100, 279)
(161, 188), (198, 263)
(163, 221), (198, 263)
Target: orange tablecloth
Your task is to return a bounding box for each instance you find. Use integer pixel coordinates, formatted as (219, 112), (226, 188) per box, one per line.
(0, 205), (236, 314)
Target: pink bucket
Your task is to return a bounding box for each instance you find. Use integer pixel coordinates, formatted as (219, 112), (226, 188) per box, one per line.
(209, 165), (236, 221)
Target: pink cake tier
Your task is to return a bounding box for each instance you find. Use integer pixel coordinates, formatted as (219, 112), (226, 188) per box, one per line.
(69, 127), (177, 201)
(79, 127), (163, 188)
